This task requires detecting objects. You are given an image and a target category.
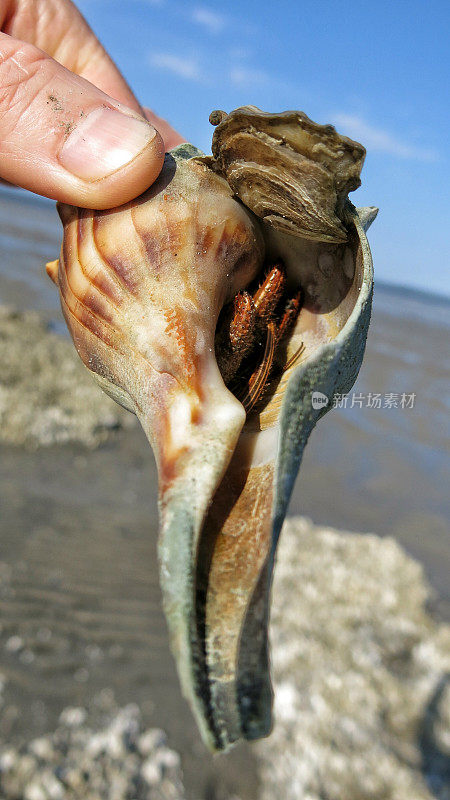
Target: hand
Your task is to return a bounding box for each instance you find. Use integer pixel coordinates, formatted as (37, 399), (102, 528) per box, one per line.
(0, 0), (185, 208)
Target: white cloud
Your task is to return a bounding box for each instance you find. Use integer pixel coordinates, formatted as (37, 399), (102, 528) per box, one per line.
(229, 66), (272, 88)
(149, 52), (202, 81)
(332, 114), (438, 162)
(191, 7), (227, 34)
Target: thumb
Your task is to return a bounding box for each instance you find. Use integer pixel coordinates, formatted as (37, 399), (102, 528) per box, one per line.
(0, 34), (165, 208)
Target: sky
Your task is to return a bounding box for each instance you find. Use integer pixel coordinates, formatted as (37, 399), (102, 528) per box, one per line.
(77, 0), (450, 297)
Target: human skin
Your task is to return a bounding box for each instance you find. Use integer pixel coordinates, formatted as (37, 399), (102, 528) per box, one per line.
(0, 0), (185, 208)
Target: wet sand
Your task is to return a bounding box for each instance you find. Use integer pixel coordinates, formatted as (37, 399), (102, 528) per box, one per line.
(0, 429), (260, 800)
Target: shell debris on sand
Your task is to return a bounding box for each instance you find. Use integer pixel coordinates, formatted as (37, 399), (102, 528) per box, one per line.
(256, 517), (450, 800)
(0, 694), (186, 800)
(0, 307), (135, 448)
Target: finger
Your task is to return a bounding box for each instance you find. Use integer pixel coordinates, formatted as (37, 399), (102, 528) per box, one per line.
(1, 0), (142, 111)
(0, 34), (165, 208)
(143, 108), (186, 150)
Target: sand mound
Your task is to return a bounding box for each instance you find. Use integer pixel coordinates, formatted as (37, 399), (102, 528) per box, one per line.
(0, 693), (185, 800)
(257, 517), (450, 800)
(0, 307), (134, 447)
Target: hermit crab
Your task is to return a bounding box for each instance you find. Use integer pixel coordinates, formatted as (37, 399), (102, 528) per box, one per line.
(46, 106), (377, 751)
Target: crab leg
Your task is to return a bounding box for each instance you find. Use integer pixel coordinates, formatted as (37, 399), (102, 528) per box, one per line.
(277, 290), (303, 339)
(238, 322), (277, 413)
(253, 263), (286, 321)
(215, 292), (256, 385)
(283, 341), (306, 372)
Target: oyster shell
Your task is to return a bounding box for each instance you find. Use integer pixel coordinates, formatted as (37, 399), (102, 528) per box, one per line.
(205, 106), (366, 243)
(47, 108), (377, 752)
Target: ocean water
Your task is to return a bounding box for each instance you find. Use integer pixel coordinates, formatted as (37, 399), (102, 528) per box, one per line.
(0, 185), (63, 326)
(0, 184), (449, 797)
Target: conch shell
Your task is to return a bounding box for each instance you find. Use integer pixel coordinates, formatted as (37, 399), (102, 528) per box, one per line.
(46, 108), (377, 751)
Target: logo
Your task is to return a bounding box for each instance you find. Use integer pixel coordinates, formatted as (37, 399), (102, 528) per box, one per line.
(311, 391), (329, 410)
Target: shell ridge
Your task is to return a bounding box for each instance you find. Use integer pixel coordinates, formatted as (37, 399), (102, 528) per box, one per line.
(76, 215), (126, 321)
(59, 291), (121, 354)
(91, 214), (143, 299)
